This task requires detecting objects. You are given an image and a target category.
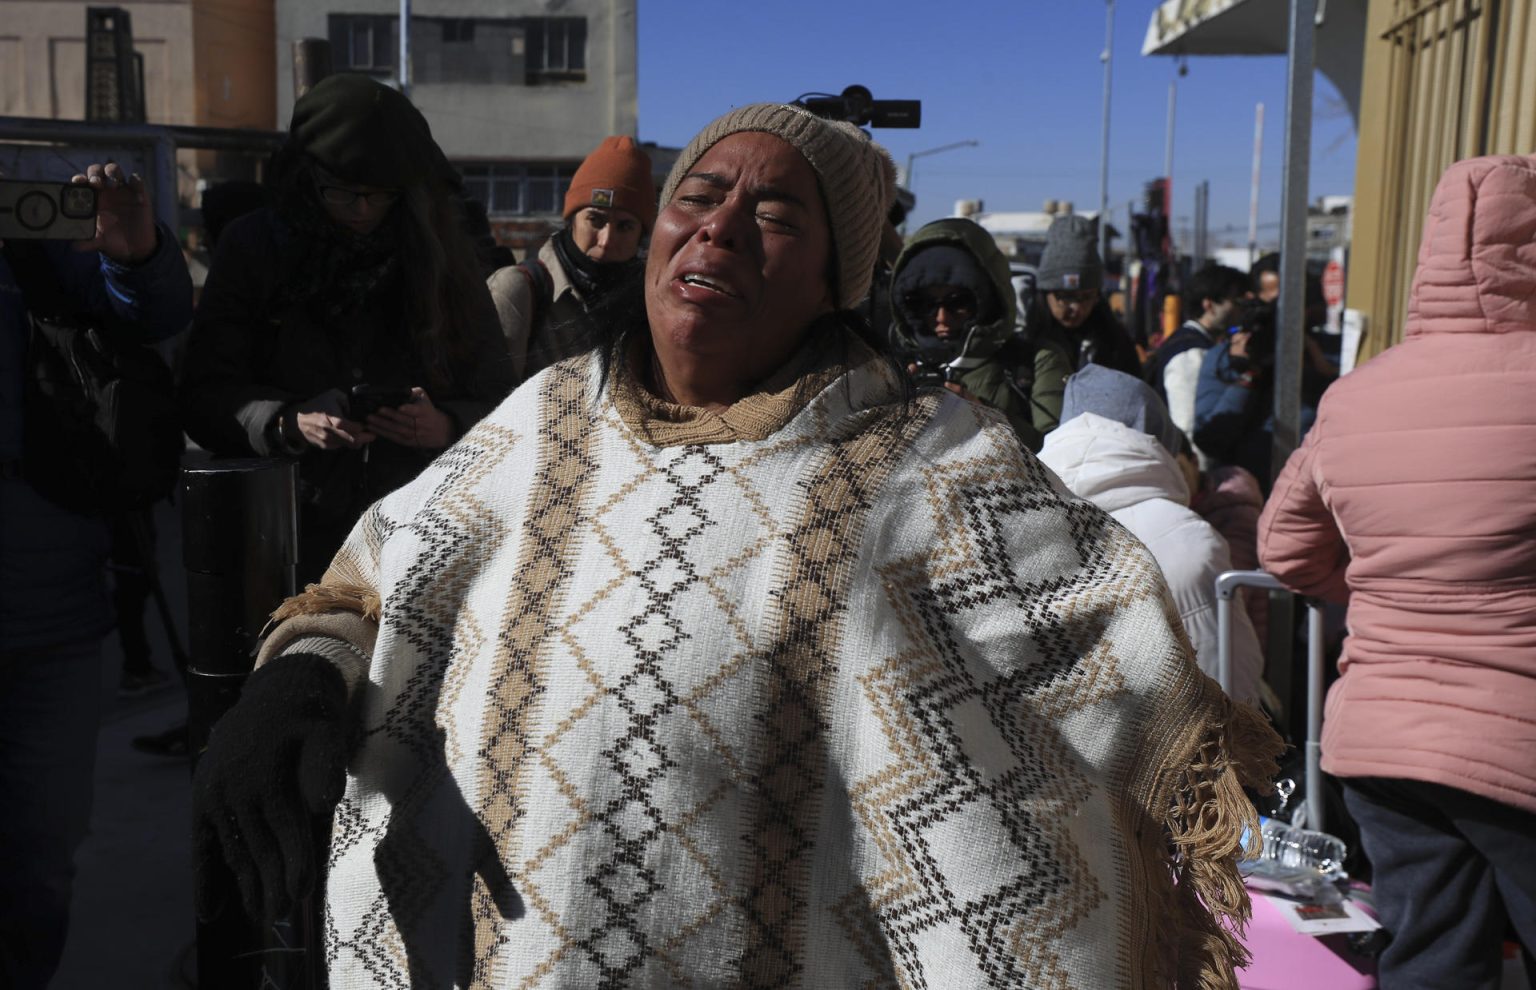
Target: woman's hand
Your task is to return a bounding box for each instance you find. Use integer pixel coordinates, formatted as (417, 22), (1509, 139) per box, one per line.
(907, 363), (977, 402)
(366, 388), (454, 451)
(942, 380), (977, 402)
(70, 162), (159, 265)
(285, 388), (375, 450)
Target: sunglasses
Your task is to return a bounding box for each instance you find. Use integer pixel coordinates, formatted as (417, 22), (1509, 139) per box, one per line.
(316, 184), (401, 207)
(1049, 290), (1098, 306)
(902, 290), (977, 316)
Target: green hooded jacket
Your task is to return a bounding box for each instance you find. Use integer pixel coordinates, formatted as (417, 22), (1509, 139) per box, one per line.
(888, 218), (1072, 451)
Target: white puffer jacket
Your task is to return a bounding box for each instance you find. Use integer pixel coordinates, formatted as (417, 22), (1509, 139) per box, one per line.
(1041, 412), (1264, 703)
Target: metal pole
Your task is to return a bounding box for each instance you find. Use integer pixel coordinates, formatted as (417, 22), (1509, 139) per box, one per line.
(398, 0), (411, 98)
(1274, 0), (1315, 483)
(1164, 80), (1176, 195)
(902, 139), (980, 228)
(1268, 0), (1317, 741)
(1164, 80), (1177, 257)
(1194, 180), (1209, 267)
(1305, 600), (1327, 832)
(1248, 102), (1265, 268)
(1098, 0), (1115, 266)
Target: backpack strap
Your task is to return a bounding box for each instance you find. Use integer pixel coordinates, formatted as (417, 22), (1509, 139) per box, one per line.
(516, 257), (555, 330)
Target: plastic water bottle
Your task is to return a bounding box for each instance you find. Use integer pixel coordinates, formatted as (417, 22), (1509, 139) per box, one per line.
(1257, 816), (1347, 879)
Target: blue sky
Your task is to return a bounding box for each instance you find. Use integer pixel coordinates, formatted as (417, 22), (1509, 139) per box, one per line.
(636, 1), (1358, 251)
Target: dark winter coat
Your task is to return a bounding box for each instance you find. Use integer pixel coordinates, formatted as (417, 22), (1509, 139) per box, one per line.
(1030, 299), (1144, 381)
(889, 219), (1072, 451)
(1, 227), (192, 650)
(179, 208), (514, 577)
(1192, 339), (1316, 490)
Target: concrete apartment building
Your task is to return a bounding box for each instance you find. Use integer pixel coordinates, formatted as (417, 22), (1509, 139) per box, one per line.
(276, 0), (639, 248)
(0, 0), (277, 129)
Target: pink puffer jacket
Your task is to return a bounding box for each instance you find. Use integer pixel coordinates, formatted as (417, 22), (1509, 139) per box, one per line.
(1258, 154), (1536, 816)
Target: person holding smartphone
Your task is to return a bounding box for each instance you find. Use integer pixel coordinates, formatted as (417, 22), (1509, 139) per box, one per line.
(1, 161), (191, 989)
(179, 75), (515, 581)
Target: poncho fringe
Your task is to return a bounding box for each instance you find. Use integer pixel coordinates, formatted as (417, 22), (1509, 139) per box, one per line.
(1145, 677), (1283, 989)
(269, 581), (382, 627)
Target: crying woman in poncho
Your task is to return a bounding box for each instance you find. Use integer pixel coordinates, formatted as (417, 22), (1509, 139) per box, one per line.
(194, 103), (1282, 990)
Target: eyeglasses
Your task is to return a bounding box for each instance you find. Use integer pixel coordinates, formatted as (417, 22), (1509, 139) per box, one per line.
(316, 184), (401, 207)
(902, 290), (977, 316)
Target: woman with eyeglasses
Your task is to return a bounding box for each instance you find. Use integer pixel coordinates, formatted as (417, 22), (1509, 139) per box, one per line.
(181, 74), (515, 581)
(1026, 214), (1143, 380)
(887, 217), (1072, 450)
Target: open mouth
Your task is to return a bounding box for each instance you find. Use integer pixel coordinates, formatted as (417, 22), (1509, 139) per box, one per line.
(679, 273), (740, 298)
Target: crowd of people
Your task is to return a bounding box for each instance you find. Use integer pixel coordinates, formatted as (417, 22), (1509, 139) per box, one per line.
(1, 71), (1530, 989)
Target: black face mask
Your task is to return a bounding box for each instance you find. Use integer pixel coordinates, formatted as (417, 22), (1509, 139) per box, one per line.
(552, 225), (633, 300)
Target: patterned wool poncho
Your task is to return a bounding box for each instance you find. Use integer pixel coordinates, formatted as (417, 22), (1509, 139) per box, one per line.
(262, 330), (1282, 989)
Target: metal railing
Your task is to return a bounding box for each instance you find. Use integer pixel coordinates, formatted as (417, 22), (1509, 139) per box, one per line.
(0, 115), (285, 230)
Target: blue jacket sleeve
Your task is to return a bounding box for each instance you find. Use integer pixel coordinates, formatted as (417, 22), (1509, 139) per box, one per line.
(1192, 342), (1259, 462)
(41, 223), (193, 343)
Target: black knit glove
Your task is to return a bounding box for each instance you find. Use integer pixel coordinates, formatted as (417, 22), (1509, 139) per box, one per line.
(192, 653), (349, 923)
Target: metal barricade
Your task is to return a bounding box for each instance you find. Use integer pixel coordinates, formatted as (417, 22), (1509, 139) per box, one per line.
(1215, 569), (1326, 832)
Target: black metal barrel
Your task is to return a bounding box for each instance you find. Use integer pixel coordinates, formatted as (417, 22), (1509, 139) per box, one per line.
(182, 459), (314, 989)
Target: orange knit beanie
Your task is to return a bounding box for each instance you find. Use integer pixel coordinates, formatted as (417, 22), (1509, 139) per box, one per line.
(563, 135), (657, 231)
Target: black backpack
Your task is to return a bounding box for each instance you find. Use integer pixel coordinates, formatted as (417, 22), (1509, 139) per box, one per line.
(4, 241), (184, 515)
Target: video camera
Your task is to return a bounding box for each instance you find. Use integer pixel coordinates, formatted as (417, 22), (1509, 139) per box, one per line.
(1234, 299), (1277, 370)
(0, 180), (98, 240)
(794, 85), (921, 128)
(906, 338), (962, 390)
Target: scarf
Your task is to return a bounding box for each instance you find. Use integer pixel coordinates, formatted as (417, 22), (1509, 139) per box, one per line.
(551, 224), (634, 301)
(271, 191), (401, 321)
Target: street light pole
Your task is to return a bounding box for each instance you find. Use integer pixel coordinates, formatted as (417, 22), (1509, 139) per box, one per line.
(1098, 0), (1115, 266)
(398, 0), (411, 98)
(902, 139), (980, 232)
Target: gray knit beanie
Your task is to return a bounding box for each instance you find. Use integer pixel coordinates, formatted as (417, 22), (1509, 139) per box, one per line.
(1036, 214), (1104, 292)
(659, 103), (897, 310)
(1060, 364), (1185, 457)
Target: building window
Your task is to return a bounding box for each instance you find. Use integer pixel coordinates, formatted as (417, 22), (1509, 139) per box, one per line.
(328, 14), (397, 75)
(326, 15), (583, 86)
(441, 18), (475, 43)
(525, 17), (586, 83)
(460, 163), (579, 217)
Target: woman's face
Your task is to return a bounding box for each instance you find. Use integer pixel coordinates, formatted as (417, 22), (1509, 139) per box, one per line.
(314, 169), (400, 237)
(570, 206), (643, 263)
(902, 285), (978, 342)
(645, 132), (833, 389)
(1047, 288), (1099, 330)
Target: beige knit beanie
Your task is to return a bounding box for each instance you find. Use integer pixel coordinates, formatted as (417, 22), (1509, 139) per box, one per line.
(659, 103), (897, 310)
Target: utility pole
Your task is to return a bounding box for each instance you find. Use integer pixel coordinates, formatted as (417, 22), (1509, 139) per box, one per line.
(1164, 81), (1176, 195)
(1268, 0), (1318, 742)
(1248, 102), (1265, 267)
(398, 0), (411, 98)
(1098, 0), (1115, 266)
(1194, 180), (1209, 267)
